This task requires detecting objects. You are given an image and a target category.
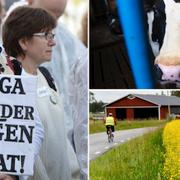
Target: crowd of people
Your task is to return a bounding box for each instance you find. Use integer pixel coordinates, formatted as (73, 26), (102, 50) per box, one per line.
(0, 0), (87, 180)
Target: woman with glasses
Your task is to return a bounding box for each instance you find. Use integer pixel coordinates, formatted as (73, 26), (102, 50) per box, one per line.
(2, 6), (78, 180)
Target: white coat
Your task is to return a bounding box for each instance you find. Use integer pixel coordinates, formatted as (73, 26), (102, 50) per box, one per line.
(27, 69), (80, 180)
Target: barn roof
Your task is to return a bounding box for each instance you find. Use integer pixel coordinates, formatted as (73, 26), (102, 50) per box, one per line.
(105, 94), (180, 106)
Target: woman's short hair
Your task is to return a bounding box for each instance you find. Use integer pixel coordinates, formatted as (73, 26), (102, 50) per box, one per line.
(2, 6), (56, 58)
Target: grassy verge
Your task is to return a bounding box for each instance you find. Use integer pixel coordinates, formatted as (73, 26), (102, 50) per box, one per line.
(90, 128), (165, 180)
(90, 119), (167, 134)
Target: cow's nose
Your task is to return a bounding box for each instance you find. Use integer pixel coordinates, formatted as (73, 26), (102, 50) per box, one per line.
(155, 64), (180, 82)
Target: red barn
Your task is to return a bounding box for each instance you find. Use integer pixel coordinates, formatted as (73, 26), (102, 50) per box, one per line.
(105, 94), (180, 120)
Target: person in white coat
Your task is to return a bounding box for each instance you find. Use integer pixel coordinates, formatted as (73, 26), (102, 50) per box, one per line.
(5, 0), (88, 178)
(2, 6), (80, 180)
(27, 1), (88, 179)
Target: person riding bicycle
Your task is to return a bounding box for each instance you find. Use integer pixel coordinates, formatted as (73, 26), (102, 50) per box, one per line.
(105, 113), (116, 137)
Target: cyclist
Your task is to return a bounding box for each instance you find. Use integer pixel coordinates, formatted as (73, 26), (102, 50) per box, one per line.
(105, 113), (116, 139)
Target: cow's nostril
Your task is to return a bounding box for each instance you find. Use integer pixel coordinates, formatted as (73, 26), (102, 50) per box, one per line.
(155, 64), (163, 80)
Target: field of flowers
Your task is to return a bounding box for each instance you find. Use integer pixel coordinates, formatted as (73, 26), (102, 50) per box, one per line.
(163, 120), (180, 179)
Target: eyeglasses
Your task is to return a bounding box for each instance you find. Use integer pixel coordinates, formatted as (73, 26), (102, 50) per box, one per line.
(33, 32), (55, 41)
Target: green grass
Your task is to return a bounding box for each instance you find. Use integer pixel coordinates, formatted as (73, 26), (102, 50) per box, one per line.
(90, 119), (167, 134)
(90, 128), (165, 180)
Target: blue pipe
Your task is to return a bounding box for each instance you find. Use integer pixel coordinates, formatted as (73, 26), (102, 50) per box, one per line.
(116, 0), (155, 88)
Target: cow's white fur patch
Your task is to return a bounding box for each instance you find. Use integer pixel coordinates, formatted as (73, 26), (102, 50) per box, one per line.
(156, 0), (180, 65)
(147, 11), (160, 57)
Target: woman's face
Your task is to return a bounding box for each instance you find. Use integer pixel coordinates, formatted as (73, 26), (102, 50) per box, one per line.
(21, 31), (56, 65)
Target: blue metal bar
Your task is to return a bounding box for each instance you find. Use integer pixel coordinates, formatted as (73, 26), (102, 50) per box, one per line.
(116, 0), (155, 88)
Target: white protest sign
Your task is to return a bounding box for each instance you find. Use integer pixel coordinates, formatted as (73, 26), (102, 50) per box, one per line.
(0, 74), (38, 176)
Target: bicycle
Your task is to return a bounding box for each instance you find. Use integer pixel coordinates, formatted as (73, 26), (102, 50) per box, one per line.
(107, 127), (114, 143)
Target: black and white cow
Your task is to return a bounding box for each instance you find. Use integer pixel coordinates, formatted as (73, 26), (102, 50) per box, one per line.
(145, 0), (180, 83)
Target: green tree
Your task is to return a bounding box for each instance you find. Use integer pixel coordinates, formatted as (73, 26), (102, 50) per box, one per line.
(89, 91), (96, 103)
(90, 101), (105, 113)
(89, 91), (106, 113)
(171, 91), (180, 97)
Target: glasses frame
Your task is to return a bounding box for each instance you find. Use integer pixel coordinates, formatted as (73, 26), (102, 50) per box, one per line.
(33, 32), (55, 41)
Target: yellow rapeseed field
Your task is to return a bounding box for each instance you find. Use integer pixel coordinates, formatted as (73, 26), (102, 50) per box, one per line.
(163, 120), (180, 179)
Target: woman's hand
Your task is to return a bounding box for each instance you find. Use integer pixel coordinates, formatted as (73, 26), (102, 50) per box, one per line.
(0, 174), (17, 180)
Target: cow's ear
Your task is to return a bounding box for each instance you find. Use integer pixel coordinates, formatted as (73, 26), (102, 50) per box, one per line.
(164, 0), (176, 14)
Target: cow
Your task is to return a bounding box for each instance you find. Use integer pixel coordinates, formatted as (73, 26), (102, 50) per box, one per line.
(145, 0), (180, 85)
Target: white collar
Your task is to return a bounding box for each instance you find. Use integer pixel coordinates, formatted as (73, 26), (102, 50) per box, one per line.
(21, 68), (37, 77)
